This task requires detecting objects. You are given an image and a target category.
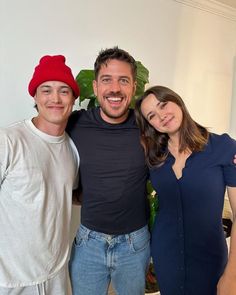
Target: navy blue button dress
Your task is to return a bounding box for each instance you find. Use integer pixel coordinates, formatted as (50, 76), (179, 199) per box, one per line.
(150, 133), (236, 295)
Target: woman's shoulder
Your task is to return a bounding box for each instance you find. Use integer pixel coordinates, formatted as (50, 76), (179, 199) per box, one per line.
(209, 132), (236, 151)
(209, 132), (235, 143)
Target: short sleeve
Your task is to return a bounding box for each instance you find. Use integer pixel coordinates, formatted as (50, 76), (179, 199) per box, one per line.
(222, 134), (236, 186)
(68, 136), (80, 190)
(0, 130), (8, 184)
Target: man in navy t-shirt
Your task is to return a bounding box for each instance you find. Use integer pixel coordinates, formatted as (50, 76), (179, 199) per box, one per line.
(67, 47), (150, 295)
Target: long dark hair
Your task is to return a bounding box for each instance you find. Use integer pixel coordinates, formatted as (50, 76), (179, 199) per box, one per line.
(135, 86), (209, 167)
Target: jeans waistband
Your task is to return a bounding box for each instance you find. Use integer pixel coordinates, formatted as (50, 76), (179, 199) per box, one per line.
(79, 224), (148, 243)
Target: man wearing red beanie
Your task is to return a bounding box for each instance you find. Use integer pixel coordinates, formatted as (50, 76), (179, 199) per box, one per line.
(0, 55), (80, 294)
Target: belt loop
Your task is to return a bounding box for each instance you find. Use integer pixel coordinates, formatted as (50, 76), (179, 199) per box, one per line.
(81, 224), (90, 241)
(85, 227), (90, 241)
(126, 233), (131, 243)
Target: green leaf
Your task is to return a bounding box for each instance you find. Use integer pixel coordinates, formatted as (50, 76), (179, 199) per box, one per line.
(76, 70), (95, 103)
(146, 180), (155, 195)
(130, 61), (149, 108)
(87, 97), (99, 108)
(134, 61), (149, 98)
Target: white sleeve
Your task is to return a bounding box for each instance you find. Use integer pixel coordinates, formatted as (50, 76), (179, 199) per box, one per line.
(0, 130), (8, 186)
(68, 137), (80, 190)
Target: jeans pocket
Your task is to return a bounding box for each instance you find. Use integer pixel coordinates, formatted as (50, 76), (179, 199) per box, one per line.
(129, 227), (150, 253)
(74, 231), (86, 248)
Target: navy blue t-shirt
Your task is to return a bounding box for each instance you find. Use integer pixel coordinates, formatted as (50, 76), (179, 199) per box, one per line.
(67, 108), (149, 234)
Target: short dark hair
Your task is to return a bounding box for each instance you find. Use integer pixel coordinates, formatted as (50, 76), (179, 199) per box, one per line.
(94, 46), (137, 80)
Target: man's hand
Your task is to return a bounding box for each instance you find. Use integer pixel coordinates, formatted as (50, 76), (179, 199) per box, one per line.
(72, 188), (82, 205)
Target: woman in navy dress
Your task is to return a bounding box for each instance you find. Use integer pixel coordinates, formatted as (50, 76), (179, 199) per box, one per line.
(135, 86), (236, 295)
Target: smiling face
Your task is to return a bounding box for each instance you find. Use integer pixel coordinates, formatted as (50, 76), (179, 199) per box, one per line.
(33, 81), (75, 135)
(93, 59), (136, 124)
(141, 93), (183, 136)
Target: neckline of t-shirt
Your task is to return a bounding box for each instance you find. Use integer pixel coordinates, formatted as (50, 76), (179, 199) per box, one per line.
(25, 119), (66, 144)
(94, 107), (134, 127)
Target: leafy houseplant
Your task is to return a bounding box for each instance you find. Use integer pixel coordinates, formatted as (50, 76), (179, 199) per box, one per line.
(75, 61), (159, 293)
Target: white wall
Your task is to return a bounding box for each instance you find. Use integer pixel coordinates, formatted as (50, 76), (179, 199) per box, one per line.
(1, 0), (236, 132)
(229, 56), (236, 138)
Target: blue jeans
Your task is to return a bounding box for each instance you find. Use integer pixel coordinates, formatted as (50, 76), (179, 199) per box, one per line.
(69, 224), (150, 295)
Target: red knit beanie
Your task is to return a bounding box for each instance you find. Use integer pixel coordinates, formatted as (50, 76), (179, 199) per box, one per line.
(28, 55), (80, 98)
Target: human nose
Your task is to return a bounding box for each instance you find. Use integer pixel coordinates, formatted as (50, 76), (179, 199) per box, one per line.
(51, 90), (61, 103)
(159, 110), (167, 121)
(110, 79), (121, 92)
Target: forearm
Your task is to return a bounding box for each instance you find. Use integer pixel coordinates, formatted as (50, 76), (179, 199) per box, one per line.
(217, 187), (236, 294)
(223, 220), (236, 278)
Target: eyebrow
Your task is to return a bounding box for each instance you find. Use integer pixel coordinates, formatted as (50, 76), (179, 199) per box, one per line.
(119, 76), (131, 80)
(59, 86), (71, 89)
(39, 85), (51, 89)
(99, 74), (111, 79)
(99, 74), (131, 81)
(145, 102), (160, 119)
(39, 85), (70, 89)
